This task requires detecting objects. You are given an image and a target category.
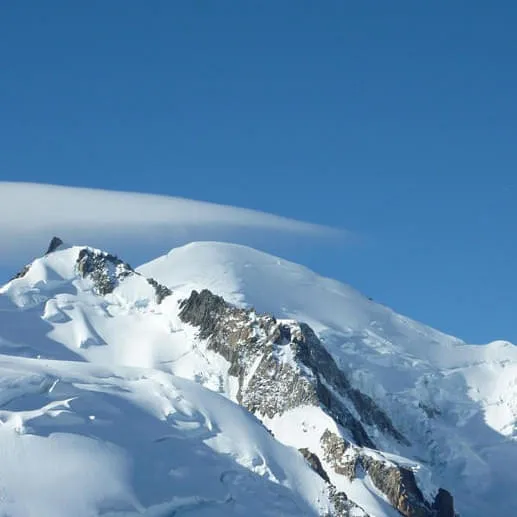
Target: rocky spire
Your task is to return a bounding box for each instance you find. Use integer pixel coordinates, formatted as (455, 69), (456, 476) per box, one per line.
(45, 236), (64, 255)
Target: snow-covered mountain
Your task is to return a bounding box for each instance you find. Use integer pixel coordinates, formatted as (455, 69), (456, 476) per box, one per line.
(1, 238), (516, 516)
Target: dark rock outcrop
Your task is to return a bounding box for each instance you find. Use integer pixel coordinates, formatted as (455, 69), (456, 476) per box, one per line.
(45, 236), (64, 254)
(10, 237), (63, 280)
(321, 430), (356, 479)
(360, 458), (430, 517)
(299, 445), (369, 516)
(76, 248), (133, 295)
(432, 488), (455, 517)
(11, 237), (66, 280)
(146, 277), (172, 304)
(75, 247), (171, 304)
(179, 289), (405, 448)
(327, 489), (351, 517)
(10, 264), (30, 281)
(297, 323), (408, 445)
(178, 289), (229, 339)
(178, 288), (455, 517)
(299, 448), (330, 483)
(9, 240), (172, 305)
(321, 430), (455, 517)
(327, 486), (368, 517)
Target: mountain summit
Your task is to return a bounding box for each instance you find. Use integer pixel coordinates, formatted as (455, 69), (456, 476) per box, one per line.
(0, 238), (515, 516)
(45, 235), (65, 254)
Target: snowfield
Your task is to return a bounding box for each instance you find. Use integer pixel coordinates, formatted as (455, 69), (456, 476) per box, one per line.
(0, 357), (331, 517)
(0, 240), (516, 516)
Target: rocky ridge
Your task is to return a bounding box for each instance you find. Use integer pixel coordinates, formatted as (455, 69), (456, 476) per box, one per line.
(179, 288), (456, 517)
(179, 289), (406, 448)
(75, 247), (172, 303)
(321, 430), (454, 517)
(3, 239), (459, 517)
(12, 238), (172, 304)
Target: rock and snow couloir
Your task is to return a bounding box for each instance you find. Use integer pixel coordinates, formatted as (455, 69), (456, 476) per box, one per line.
(0, 238), (516, 516)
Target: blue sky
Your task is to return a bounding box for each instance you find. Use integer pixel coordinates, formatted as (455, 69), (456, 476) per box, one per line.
(1, 2), (516, 343)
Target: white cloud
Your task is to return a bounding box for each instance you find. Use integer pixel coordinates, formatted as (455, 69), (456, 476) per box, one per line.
(0, 182), (342, 266)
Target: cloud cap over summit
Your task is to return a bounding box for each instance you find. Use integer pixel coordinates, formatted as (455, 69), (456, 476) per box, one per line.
(0, 182), (343, 265)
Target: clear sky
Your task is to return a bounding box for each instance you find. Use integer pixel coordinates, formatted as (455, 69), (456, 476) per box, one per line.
(1, 2), (516, 344)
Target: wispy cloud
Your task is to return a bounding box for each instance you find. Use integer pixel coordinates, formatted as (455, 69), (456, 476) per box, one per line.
(0, 182), (342, 266)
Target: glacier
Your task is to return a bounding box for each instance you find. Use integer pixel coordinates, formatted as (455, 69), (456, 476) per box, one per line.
(0, 239), (515, 516)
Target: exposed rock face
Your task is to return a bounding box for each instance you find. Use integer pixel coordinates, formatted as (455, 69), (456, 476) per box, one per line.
(179, 289), (405, 448)
(179, 288), (456, 517)
(432, 489), (455, 517)
(10, 237), (64, 281)
(297, 322), (407, 445)
(327, 488), (353, 517)
(327, 486), (368, 517)
(178, 288), (229, 340)
(361, 458), (430, 517)
(321, 430), (455, 517)
(75, 247), (172, 304)
(10, 264), (30, 281)
(298, 446), (368, 517)
(299, 448), (330, 483)
(45, 236), (64, 254)
(76, 248), (133, 295)
(146, 277), (172, 304)
(9, 239), (173, 305)
(320, 430), (355, 479)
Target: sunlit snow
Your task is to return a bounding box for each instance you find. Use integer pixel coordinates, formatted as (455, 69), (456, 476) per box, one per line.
(0, 241), (515, 516)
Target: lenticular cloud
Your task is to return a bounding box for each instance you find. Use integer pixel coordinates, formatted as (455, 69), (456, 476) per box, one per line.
(0, 182), (339, 264)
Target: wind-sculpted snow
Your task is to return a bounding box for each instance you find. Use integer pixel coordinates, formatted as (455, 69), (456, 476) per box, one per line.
(0, 358), (332, 517)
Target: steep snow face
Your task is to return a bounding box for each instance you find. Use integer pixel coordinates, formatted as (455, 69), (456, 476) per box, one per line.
(139, 241), (517, 517)
(139, 242), (517, 430)
(138, 242), (461, 360)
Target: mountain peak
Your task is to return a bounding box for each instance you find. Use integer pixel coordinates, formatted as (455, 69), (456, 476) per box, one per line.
(4, 240), (172, 307)
(1, 239), (516, 515)
(45, 236), (66, 254)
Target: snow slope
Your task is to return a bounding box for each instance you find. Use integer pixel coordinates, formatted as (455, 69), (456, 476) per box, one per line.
(0, 246), (335, 517)
(139, 242), (517, 516)
(0, 240), (516, 516)
(0, 356), (334, 517)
